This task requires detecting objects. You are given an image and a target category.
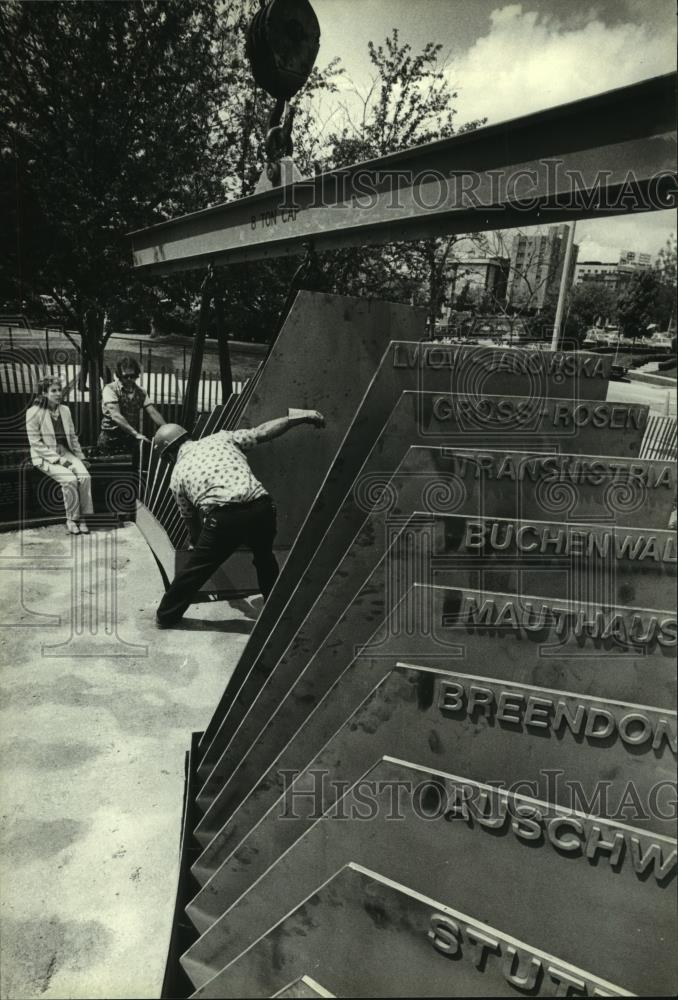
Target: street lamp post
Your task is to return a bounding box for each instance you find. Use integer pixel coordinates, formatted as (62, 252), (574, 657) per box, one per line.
(550, 222), (577, 351)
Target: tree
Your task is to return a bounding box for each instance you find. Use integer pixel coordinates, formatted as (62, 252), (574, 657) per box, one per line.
(453, 281), (474, 313)
(320, 30), (485, 333)
(654, 234), (676, 333)
(545, 282), (616, 347)
(654, 234), (677, 288)
(462, 228), (562, 345)
(0, 0), (343, 400)
(517, 283), (607, 350)
(526, 280), (619, 348)
(568, 282), (616, 330)
(463, 226), (619, 350)
(1, 0), (238, 408)
(617, 269), (672, 342)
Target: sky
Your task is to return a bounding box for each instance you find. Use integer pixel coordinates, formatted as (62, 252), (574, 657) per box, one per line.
(311, 0), (677, 262)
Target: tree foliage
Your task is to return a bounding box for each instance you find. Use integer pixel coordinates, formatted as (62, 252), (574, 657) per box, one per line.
(568, 281), (616, 329)
(617, 270), (673, 338)
(2, 2), (227, 315)
(328, 31), (460, 161)
(457, 228), (572, 344)
(654, 234), (677, 289)
(0, 0), (342, 359)
(1, 8), (489, 352)
(319, 29), (485, 332)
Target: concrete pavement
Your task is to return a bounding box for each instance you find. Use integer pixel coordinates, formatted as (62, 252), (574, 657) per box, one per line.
(0, 522), (255, 999)
(608, 376), (676, 417)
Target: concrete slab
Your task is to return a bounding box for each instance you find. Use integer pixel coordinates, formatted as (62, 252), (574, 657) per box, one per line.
(407, 446), (677, 529)
(189, 864), (633, 1000)
(181, 759), (677, 996)
(191, 586), (676, 882)
(196, 504), (674, 810)
(273, 976), (335, 998)
(608, 378), (677, 418)
(0, 522), (252, 1000)
(136, 292), (418, 597)
(198, 390), (649, 776)
(436, 514), (677, 608)
(191, 662), (675, 932)
(238, 293), (423, 549)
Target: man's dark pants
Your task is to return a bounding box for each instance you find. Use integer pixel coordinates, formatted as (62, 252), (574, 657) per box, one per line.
(156, 496), (279, 626)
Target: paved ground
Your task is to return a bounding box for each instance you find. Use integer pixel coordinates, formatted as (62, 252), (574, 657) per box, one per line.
(0, 522), (257, 999)
(608, 377), (676, 417)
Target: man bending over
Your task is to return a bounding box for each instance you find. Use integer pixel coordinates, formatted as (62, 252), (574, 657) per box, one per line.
(153, 409), (325, 627)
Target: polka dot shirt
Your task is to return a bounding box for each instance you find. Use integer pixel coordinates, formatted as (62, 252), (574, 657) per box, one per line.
(170, 429), (267, 515)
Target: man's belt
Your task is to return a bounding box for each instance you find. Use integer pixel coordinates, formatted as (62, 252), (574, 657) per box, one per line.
(202, 495), (271, 516)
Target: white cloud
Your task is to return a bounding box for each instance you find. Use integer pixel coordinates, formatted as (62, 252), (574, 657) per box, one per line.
(450, 3), (677, 126)
(576, 212), (676, 262)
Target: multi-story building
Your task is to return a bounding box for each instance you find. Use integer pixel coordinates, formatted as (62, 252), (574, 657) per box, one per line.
(574, 261), (619, 287)
(448, 256), (509, 308)
(506, 224), (579, 311)
(575, 251), (654, 293)
(619, 250), (652, 269)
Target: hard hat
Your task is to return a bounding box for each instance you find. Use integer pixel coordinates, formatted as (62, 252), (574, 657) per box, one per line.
(153, 423), (189, 457)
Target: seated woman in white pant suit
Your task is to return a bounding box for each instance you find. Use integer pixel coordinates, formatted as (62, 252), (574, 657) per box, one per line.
(25, 376), (93, 534)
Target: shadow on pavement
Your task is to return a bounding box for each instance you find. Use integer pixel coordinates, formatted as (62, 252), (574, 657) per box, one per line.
(168, 618), (254, 634)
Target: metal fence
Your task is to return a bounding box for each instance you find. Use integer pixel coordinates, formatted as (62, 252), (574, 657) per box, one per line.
(0, 359), (248, 450)
(0, 361), (245, 411)
(639, 413), (678, 463)
(0, 323), (261, 381)
(1, 355), (676, 463)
